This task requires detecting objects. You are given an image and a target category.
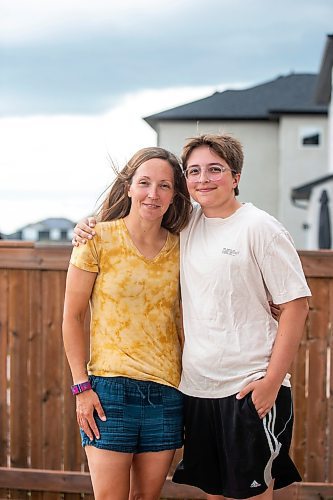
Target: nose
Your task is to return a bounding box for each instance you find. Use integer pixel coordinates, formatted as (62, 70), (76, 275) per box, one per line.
(198, 169), (210, 183)
(147, 186), (159, 199)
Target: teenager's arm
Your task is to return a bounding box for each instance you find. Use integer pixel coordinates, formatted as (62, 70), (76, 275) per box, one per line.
(72, 217), (97, 246)
(237, 297), (309, 418)
(62, 264), (106, 438)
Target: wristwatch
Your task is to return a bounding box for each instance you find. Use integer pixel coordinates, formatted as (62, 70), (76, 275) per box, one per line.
(71, 380), (92, 395)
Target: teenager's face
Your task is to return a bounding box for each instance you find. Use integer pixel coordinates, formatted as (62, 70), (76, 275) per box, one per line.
(127, 159), (175, 222)
(185, 145), (240, 217)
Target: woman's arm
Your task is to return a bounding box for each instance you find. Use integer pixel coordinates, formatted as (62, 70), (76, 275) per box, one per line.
(63, 264), (106, 439)
(269, 300), (280, 321)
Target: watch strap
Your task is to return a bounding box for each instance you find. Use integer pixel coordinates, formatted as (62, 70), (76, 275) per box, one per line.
(71, 380), (92, 395)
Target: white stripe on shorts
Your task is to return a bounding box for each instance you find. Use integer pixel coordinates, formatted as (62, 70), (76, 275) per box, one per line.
(263, 403), (282, 486)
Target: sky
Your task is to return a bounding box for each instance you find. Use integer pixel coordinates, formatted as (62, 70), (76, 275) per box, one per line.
(1, 0), (332, 234)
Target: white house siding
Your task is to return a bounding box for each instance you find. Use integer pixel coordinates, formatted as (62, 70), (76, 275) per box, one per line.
(279, 116), (328, 248)
(228, 122), (279, 219)
(50, 228), (61, 240)
(157, 118), (329, 248)
(157, 121), (201, 152)
(22, 227), (38, 241)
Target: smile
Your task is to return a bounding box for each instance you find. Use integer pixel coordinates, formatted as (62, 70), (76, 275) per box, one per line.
(142, 203), (161, 209)
(195, 187), (216, 193)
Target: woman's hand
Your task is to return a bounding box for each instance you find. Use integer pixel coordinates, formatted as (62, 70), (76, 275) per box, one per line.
(269, 301), (281, 322)
(72, 217), (97, 246)
(76, 389), (106, 440)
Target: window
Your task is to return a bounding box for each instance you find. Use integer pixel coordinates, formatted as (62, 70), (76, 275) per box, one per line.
(39, 230), (50, 241)
(299, 127), (322, 147)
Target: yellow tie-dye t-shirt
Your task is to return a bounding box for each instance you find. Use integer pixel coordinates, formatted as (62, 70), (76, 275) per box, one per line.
(70, 219), (182, 388)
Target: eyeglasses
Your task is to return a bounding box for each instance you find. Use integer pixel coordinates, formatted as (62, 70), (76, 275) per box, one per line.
(184, 164), (236, 182)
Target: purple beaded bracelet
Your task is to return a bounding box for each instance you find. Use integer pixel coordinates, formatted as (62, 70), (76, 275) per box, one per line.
(71, 380), (92, 395)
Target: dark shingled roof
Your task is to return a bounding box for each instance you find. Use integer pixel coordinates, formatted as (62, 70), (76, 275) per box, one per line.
(144, 74), (327, 130)
(291, 174), (333, 202)
(21, 217), (75, 230)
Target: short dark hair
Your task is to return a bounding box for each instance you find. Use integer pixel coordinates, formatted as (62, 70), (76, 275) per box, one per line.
(181, 134), (244, 196)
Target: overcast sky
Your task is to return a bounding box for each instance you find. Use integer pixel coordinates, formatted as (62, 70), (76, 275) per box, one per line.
(1, 0), (332, 234)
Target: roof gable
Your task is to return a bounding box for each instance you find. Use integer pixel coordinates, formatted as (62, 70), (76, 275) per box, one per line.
(144, 74), (327, 129)
(21, 217), (75, 231)
(292, 174), (333, 202)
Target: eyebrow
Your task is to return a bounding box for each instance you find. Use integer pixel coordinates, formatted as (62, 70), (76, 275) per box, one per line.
(137, 175), (173, 182)
(187, 162), (224, 168)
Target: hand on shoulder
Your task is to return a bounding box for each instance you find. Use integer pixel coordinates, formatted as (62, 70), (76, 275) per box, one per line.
(72, 217), (97, 246)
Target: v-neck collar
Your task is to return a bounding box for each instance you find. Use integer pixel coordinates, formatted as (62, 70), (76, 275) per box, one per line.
(121, 218), (170, 263)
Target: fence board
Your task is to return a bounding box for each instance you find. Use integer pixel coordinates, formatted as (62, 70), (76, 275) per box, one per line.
(274, 482), (333, 499)
(329, 279), (333, 483)
(28, 270), (44, 500)
(8, 270), (30, 499)
(299, 250), (333, 277)
(1, 468), (333, 500)
(41, 271), (67, 500)
(29, 270), (43, 467)
(0, 243), (70, 271)
(0, 270), (9, 465)
(290, 338), (307, 479)
(0, 467), (93, 493)
(305, 279), (329, 481)
(41, 271), (66, 471)
(0, 270), (9, 500)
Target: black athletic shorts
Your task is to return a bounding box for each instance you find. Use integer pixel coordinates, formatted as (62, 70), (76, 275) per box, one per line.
(172, 386), (301, 499)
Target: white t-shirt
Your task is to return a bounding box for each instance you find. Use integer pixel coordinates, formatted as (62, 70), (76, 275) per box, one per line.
(179, 203), (311, 398)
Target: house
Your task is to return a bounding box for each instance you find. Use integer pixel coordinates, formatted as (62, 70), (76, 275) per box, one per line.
(6, 217), (75, 243)
(292, 34), (333, 249)
(144, 73), (328, 249)
(292, 174), (333, 249)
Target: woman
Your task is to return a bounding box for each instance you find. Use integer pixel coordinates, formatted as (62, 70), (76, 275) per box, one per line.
(62, 147), (192, 500)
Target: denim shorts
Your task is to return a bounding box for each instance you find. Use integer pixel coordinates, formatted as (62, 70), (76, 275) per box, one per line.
(81, 375), (184, 453)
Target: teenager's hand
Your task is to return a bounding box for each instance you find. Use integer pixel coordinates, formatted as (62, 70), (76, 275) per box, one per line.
(236, 378), (280, 419)
(269, 301), (281, 322)
(76, 389), (106, 440)
(72, 217), (97, 246)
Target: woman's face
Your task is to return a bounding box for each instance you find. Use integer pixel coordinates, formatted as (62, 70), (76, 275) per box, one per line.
(127, 158), (175, 223)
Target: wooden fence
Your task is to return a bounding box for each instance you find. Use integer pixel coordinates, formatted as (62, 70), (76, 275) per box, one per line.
(0, 242), (333, 499)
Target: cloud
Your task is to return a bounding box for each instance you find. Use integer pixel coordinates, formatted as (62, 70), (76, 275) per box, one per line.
(1, 0), (332, 116)
(1, 0), (187, 43)
(0, 84), (219, 234)
(1, 0), (332, 234)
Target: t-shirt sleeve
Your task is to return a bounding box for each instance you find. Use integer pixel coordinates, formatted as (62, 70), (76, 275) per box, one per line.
(261, 230), (311, 304)
(70, 237), (99, 273)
